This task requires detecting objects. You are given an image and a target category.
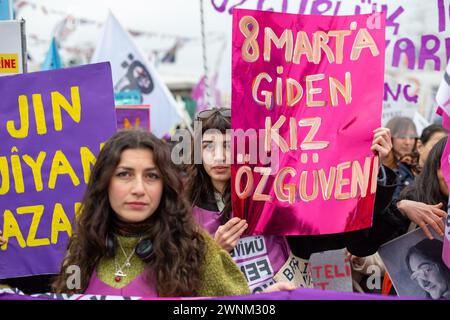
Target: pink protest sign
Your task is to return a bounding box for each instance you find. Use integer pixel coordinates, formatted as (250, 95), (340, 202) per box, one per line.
(440, 112), (450, 268)
(231, 9), (386, 236)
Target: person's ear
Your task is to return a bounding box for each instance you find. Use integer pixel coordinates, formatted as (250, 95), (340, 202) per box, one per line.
(416, 140), (423, 152)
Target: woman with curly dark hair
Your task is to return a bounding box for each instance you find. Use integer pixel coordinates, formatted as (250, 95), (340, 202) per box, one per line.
(51, 129), (250, 297)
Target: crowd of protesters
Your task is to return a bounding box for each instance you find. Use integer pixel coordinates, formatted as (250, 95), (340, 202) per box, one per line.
(0, 113), (449, 299)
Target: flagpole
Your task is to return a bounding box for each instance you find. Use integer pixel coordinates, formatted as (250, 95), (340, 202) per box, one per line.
(199, 0), (212, 109)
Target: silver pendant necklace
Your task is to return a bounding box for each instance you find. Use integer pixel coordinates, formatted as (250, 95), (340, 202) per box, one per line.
(113, 237), (142, 282)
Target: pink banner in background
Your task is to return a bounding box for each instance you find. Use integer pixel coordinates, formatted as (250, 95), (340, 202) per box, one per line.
(438, 62), (450, 268)
(231, 9), (386, 236)
(191, 73), (222, 113)
(440, 112), (450, 268)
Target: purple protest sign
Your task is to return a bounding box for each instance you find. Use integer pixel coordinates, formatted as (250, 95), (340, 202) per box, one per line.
(115, 104), (151, 131)
(0, 62), (117, 279)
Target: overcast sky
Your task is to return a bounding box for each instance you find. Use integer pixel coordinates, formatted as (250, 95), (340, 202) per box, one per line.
(18, 0), (230, 80)
(16, 0), (447, 97)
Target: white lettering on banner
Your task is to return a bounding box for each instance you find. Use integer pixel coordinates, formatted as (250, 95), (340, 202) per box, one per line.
(250, 278), (276, 294)
(238, 256), (274, 286)
(273, 253), (313, 288)
(0, 288), (141, 300)
(230, 236), (267, 260)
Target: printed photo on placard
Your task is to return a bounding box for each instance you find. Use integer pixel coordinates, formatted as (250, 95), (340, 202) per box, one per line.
(379, 227), (449, 300)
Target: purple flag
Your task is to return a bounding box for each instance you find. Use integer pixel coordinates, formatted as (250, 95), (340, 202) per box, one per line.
(0, 63), (117, 279)
(0, 287), (416, 300)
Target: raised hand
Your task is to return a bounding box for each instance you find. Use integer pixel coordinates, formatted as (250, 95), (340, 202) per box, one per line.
(371, 127), (392, 164)
(214, 217), (248, 252)
(397, 200), (448, 239)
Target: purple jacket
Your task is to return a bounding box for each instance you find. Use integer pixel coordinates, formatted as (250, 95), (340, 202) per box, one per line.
(84, 270), (157, 297)
(193, 206), (290, 293)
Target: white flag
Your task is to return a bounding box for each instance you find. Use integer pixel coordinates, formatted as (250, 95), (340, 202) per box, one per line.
(436, 62), (450, 117)
(91, 13), (182, 137)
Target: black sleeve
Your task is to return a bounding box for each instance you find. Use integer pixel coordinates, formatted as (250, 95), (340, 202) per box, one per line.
(376, 200), (411, 240)
(2, 275), (54, 294)
(345, 166), (404, 256)
(286, 234), (346, 260)
(287, 166), (401, 259)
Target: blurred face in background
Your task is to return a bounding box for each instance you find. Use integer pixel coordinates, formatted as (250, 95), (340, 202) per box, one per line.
(386, 117), (418, 160)
(417, 131), (448, 168)
(392, 129), (417, 159)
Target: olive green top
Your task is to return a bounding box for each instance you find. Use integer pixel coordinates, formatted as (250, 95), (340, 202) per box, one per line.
(96, 236), (146, 288)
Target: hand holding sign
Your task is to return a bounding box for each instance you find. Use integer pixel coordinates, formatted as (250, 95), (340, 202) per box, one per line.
(396, 200), (447, 239)
(262, 281), (296, 293)
(214, 217), (248, 252)
(371, 127), (392, 163)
